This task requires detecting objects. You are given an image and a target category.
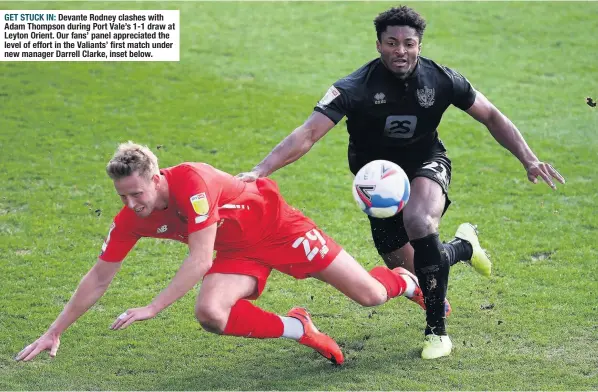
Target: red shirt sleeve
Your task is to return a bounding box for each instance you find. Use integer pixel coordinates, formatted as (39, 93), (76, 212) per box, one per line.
(98, 209), (141, 262)
(172, 166), (220, 234)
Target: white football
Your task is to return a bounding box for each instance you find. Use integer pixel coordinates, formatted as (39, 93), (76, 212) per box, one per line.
(352, 160), (410, 218)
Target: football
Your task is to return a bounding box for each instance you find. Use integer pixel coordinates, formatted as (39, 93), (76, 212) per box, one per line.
(352, 160), (410, 218)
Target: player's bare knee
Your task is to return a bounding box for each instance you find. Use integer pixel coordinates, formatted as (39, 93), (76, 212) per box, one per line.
(355, 287), (387, 307)
(195, 304), (227, 334)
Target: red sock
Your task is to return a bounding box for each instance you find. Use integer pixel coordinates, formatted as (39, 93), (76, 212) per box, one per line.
(369, 266), (407, 298)
(222, 299), (284, 339)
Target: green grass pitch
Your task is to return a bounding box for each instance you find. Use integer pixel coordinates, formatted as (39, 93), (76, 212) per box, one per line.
(1, 1), (597, 390)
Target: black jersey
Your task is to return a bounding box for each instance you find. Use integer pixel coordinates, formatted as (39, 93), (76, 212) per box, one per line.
(313, 57), (476, 168)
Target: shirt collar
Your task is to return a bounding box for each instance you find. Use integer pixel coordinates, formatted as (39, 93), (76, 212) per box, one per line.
(379, 57), (421, 82)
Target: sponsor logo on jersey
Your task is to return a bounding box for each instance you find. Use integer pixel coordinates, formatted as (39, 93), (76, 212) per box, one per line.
(221, 204), (250, 210)
(317, 85), (340, 109)
(416, 86), (435, 108)
(374, 92), (386, 104)
(156, 224), (168, 234)
(383, 115), (417, 139)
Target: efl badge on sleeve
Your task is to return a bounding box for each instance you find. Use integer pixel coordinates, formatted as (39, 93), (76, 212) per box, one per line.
(190, 193), (209, 223)
(316, 85), (340, 109)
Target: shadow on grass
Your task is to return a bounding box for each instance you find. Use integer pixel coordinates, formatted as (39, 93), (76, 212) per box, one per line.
(152, 336), (424, 391)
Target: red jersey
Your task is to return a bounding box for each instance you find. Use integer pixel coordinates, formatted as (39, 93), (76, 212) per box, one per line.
(99, 163), (293, 262)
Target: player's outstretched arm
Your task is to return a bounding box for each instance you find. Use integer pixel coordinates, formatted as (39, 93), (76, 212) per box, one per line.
(237, 112), (335, 182)
(110, 223), (217, 330)
(466, 92), (566, 189)
(15, 259), (121, 361)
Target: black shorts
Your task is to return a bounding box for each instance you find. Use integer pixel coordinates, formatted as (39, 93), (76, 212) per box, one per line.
(352, 152), (453, 255)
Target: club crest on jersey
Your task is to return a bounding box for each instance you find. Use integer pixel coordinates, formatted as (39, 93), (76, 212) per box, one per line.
(190, 193), (209, 217)
(416, 86), (435, 108)
(317, 85), (340, 109)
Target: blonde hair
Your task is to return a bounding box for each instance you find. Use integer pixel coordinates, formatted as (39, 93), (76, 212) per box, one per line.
(106, 141), (159, 180)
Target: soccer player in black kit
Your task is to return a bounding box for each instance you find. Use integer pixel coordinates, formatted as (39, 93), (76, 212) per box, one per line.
(238, 6), (565, 359)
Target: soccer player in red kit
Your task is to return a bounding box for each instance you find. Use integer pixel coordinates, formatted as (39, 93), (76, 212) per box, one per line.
(17, 142), (427, 365)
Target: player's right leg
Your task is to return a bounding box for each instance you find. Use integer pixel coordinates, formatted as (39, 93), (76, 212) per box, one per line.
(196, 260), (343, 365)
(195, 272), (261, 334)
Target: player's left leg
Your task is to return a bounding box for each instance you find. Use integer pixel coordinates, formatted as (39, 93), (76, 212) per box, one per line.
(269, 224), (422, 308)
(454, 223), (492, 277)
(310, 249), (421, 307)
(381, 243), (414, 271)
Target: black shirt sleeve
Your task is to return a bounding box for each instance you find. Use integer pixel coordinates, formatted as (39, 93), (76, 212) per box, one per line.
(444, 67), (477, 111)
(313, 81), (355, 124)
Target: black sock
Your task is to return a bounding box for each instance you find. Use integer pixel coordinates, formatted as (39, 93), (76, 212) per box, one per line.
(443, 238), (473, 266)
(410, 233), (449, 336)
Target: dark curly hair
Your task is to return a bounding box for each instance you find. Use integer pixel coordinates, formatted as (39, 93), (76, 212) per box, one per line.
(374, 6), (427, 42)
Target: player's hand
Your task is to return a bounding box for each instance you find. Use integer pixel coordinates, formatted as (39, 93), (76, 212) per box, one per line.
(110, 305), (158, 330)
(236, 170), (260, 183)
(525, 161), (565, 190)
(15, 333), (60, 362)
